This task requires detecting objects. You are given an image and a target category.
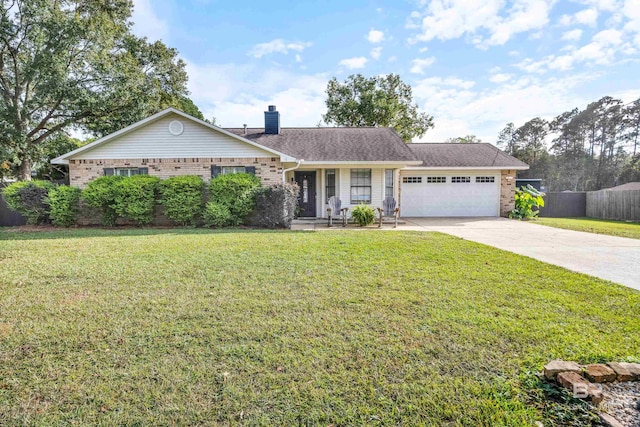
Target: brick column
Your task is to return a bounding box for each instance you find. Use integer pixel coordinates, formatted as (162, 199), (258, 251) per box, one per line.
(500, 169), (516, 217)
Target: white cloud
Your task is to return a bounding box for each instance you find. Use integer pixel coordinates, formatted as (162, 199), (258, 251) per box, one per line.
(338, 56), (368, 69)
(248, 39), (312, 58)
(184, 60), (328, 128)
(562, 29), (583, 41)
(370, 47), (383, 60)
(560, 8), (599, 26)
(408, 0), (554, 48)
(576, 8), (599, 25)
(586, 0), (620, 12)
(484, 0), (554, 46)
(367, 29), (385, 43)
(295, 54), (302, 63)
(412, 73), (599, 142)
(388, 55), (397, 62)
(410, 57), (436, 74)
(516, 28), (631, 73)
(131, 0), (168, 40)
(489, 73), (512, 83)
(623, 0), (640, 31)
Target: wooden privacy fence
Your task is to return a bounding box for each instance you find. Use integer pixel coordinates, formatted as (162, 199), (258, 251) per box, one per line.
(539, 192), (586, 218)
(586, 189), (640, 221)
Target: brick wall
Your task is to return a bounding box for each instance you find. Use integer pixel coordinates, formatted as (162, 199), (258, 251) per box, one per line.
(500, 169), (516, 217)
(68, 157), (283, 188)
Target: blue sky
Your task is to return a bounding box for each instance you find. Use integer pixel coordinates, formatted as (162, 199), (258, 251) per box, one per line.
(132, 0), (640, 142)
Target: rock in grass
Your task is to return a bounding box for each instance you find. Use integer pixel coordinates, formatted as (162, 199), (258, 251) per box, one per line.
(544, 360), (582, 380)
(607, 362), (635, 382)
(557, 371), (604, 404)
(598, 412), (625, 427)
(585, 364), (617, 383)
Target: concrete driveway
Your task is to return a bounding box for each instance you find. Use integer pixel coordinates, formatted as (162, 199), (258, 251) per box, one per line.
(402, 217), (640, 291)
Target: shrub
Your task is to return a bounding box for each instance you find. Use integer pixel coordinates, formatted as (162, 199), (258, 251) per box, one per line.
(1, 180), (54, 224)
(113, 175), (160, 225)
(510, 184), (545, 220)
(250, 183), (299, 229)
(203, 202), (233, 227)
(351, 204), (375, 226)
(159, 176), (205, 226)
(209, 173), (261, 225)
(47, 186), (82, 227)
(82, 176), (124, 226)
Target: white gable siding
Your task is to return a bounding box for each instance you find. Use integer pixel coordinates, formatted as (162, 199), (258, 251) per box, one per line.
(72, 113), (274, 160)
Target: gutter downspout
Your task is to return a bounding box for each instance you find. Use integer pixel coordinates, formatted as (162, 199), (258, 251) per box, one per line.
(282, 159), (303, 183)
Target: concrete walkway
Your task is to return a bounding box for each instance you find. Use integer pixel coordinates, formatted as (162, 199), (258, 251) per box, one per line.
(402, 217), (640, 291)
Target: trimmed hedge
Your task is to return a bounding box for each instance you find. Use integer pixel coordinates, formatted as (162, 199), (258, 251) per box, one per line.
(209, 173), (261, 225)
(159, 176), (205, 226)
(81, 176), (124, 226)
(113, 175), (161, 225)
(250, 183), (299, 229)
(1, 180), (54, 224)
(48, 186), (82, 227)
(203, 202), (233, 227)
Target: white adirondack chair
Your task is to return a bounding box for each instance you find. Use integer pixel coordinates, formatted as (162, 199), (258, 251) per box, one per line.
(327, 196), (348, 227)
(377, 196), (400, 228)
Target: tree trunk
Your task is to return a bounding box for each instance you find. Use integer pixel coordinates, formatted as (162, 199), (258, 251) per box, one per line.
(18, 158), (32, 181)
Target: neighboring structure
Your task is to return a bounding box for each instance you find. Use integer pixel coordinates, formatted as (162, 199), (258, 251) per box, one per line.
(515, 178), (542, 191)
(52, 106), (528, 218)
(605, 182), (640, 191)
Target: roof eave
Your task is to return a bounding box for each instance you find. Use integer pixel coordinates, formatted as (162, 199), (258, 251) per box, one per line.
(296, 160), (423, 165)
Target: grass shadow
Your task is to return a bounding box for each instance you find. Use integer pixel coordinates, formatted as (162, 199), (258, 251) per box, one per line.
(0, 226), (309, 241)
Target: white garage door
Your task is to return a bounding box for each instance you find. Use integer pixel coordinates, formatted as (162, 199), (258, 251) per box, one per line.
(401, 174), (500, 217)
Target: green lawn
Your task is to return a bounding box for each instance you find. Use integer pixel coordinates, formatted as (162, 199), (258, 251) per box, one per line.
(534, 217), (640, 239)
(0, 229), (638, 426)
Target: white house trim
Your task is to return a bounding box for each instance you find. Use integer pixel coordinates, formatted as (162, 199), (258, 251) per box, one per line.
(402, 165), (529, 171)
(51, 108), (297, 164)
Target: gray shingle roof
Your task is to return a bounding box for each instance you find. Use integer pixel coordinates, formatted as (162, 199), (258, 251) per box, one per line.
(407, 143), (528, 168)
(607, 182), (640, 191)
(224, 127), (418, 162)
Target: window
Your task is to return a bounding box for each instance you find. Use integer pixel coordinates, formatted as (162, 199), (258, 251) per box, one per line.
(350, 168), (371, 204)
(115, 168), (146, 177)
(402, 176), (422, 183)
(325, 169), (336, 202)
(222, 166), (246, 175)
(476, 176), (496, 183)
(426, 176), (446, 183)
(385, 169), (394, 197)
(451, 176), (471, 183)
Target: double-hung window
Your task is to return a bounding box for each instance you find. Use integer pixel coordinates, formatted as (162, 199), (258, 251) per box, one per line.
(325, 169), (336, 202)
(222, 166), (246, 175)
(350, 168), (371, 204)
(385, 169), (394, 198)
(113, 168), (147, 177)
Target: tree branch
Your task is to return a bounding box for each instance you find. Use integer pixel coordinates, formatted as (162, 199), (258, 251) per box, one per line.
(26, 97), (64, 138)
(30, 111), (92, 145)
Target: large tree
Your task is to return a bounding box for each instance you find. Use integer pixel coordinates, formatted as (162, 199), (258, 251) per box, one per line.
(322, 73), (434, 142)
(496, 95), (639, 191)
(0, 0), (192, 180)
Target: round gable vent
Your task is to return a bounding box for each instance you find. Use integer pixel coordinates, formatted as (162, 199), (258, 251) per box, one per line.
(168, 120), (184, 136)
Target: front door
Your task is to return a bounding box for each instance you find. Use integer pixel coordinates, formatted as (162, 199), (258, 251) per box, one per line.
(294, 171), (316, 217)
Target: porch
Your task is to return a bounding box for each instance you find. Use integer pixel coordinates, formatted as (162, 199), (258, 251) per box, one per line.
(283, 164), (405, 218)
